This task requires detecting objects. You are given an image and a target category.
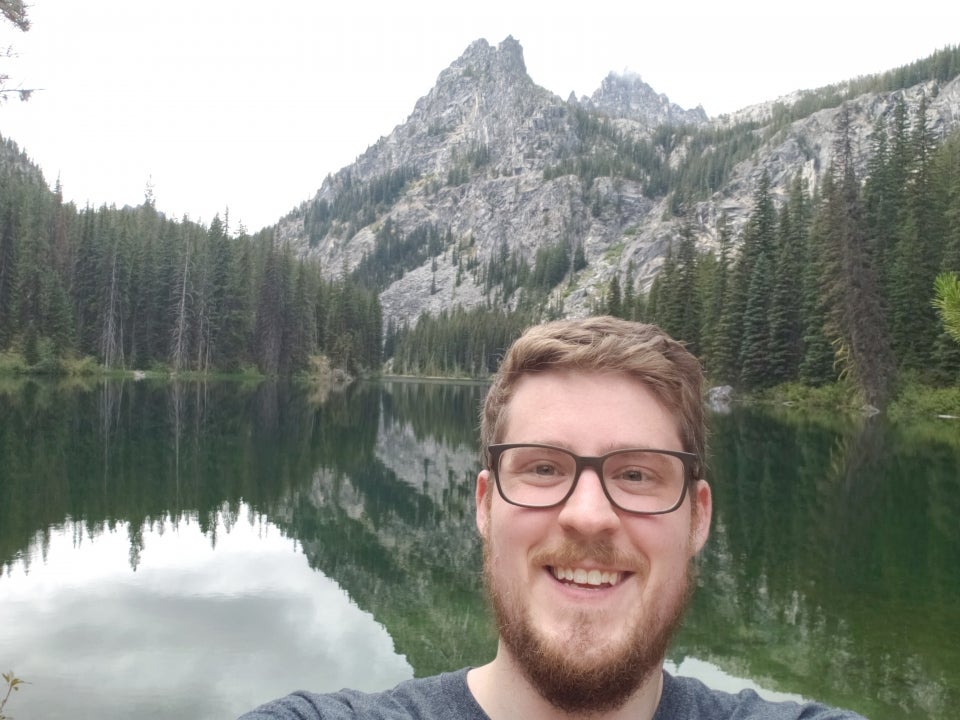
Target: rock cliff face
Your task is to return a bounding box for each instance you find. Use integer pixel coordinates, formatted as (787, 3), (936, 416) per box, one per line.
(276, 37), (960, 326)
(579, 71), (709, 127)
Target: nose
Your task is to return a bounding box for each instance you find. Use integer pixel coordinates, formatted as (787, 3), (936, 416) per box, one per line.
(557, 466), (621, 536)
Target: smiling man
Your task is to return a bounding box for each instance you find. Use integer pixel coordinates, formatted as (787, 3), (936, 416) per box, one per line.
(241, 316), (867, 720)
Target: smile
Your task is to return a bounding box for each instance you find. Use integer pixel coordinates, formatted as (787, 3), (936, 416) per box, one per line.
(550, 566), (623, 587)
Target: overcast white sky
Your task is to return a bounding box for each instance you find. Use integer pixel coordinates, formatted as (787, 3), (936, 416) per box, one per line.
(1, 0), (958, 232)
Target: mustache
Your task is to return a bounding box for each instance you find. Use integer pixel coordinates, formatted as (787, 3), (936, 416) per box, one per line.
(529, 538), (645, 572)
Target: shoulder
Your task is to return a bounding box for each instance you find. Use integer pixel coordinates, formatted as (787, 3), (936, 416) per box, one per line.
(237, 669), (488, 720)
(655, 672), (869, 720)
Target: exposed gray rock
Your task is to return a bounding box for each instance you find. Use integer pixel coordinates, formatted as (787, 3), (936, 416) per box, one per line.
(580, 71), (708, 128)
(274, 38), (960, 329)
(707, 385), (735, 414)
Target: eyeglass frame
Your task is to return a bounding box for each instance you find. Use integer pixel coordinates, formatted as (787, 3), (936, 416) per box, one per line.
(486, 443), (701, 516)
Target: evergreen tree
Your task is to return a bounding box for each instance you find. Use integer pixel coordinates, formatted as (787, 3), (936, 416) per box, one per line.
(888, 94), (942, 370)
(799, 181), (836, 386)
(706, 213), (738, 384)
(737, 172), (778, 388)
(218, 232), (255, 371)
(767, 176), (808, 384)
(287, 259), (316, 372)
(253, 234), (286, 375)
(0, 185), (20, 348)
(930, 129), (960, 378)
(821, 105), (896, 406)
(622, 262), (636, 320)
(673, 220), (702, 354)
(738, 248), (775, 388)
(605, 274), (623, 318)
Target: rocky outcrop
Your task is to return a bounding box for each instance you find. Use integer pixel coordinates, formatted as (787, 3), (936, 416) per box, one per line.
(580, 71), (708, 128)
(276, 38), (960, 327)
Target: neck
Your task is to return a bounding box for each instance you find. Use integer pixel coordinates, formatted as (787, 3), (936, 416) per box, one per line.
(467, 642), (664, 720)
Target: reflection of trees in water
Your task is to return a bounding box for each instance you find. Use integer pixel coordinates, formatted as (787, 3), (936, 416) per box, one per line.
(683, 409), (960, 720)
(0, 379), (322, 572)
(380, 380), (486, 451)
(377, 381), (482, 503)
(276, 458), (490, 677)
(4, 382), (956, 718)
(1, 376), (490, 679)
(236, 379), (491, 673)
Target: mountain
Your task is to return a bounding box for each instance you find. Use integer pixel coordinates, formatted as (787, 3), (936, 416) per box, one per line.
(277, 37), (960, 327)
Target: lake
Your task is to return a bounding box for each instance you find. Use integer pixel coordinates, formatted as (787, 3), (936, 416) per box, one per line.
(1, 378), (957, 719)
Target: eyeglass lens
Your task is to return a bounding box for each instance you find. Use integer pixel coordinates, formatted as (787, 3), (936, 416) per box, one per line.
(496, 445), (686, 513)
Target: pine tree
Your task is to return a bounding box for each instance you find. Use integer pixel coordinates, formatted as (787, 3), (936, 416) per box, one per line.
(821, 105), (896, 406)
(705, 213), (738, 383)
(799, 181), (836, 386)
(767, 176), (808, 384)
(218, 232), (254, 371)
(622, 262), (636, 320)
(673, 220), (702, 354)
(606, 274), (623, 318)
(737, 172), (778, 388)
(0, 186), (19, 348)
(930, 129), (960, 379)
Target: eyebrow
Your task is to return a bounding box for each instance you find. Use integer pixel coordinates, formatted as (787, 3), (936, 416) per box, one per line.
(508, 440), (681, 455)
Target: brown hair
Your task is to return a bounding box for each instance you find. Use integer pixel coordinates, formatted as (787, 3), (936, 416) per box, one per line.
(480, 316), (705, 478)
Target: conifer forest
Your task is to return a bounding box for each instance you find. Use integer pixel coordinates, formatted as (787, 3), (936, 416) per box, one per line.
(1, 94), (959, 401)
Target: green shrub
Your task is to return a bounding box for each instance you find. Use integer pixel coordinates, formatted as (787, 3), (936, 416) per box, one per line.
(61, 355), (100, 375)
(889, 380), (960, 420)
(0, 351), (28, 375)
(752, 380), (861, 409)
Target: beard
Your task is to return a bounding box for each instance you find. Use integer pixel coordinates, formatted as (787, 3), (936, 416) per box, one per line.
(482, 536), (694, 715)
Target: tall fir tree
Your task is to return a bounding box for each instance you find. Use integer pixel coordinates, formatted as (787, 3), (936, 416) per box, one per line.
(821, 104), (897, 406)
(737, 172), (778, 388)
(767, 176), (808, 384)
(799, 181), (837, 386)
(703, 212), (736, 383)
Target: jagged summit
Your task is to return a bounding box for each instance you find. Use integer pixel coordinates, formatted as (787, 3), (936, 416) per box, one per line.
(279, 38), (960, 328)
(581, 71), (708, 127)
(465, 36), (526, 74)
(407, 35), (538, 129)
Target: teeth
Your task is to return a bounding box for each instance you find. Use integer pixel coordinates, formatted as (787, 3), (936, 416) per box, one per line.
(552, 567), (621, 587)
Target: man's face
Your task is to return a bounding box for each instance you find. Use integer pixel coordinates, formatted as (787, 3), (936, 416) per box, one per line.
(476, 370), (712, 713)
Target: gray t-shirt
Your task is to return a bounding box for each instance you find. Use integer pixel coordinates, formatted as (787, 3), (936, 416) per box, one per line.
(239, 668), (868, 719)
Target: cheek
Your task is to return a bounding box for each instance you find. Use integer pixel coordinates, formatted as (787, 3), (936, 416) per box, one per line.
(626, 522), (692, 572)
(485, 505), (549, 568)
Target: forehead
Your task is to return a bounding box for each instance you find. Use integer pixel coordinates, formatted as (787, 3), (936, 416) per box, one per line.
(501, 370), (683, 451)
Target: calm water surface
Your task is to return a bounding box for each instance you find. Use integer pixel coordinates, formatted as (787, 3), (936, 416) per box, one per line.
(1, 379), (957, 719)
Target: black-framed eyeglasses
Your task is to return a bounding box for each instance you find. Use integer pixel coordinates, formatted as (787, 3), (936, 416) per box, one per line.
(487, 443), (699, 515)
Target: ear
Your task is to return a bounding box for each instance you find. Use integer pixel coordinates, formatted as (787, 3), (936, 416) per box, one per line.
(690, 479), (712, 554)
(476, 468), (493, 536)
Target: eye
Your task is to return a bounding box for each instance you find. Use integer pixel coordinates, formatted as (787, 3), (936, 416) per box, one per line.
(499, 447), (575, 486)
(618, 467), (648, 482)
(604, 451), (678, 489)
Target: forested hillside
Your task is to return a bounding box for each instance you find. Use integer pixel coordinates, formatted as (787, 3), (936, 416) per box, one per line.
(0, 135), (381, 376)
(386, 99), (960, 405)
(1, 40), (959, 402)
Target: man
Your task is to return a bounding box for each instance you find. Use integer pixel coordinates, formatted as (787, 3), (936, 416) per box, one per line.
(241, 316), (867, 719)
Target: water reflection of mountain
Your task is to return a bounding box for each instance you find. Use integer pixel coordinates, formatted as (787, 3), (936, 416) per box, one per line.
(268, 380), (494, 676)
(2, 380), (958, 720)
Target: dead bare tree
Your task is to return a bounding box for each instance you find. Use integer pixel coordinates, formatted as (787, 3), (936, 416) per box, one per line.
(99, 243), (125, 369)
(170, 243), (192, 372)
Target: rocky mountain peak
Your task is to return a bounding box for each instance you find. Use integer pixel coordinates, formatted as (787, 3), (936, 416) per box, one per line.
(425, 35), (531, 104)
(580, 71), (708, 128)
(279, 39), (960, 329)
(458, 35), (526, 75)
